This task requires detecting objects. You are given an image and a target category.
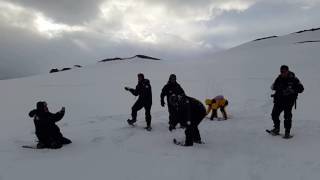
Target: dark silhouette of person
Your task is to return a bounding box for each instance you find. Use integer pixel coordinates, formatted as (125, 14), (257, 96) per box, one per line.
(160, 74), (186, 130)
(29, 101), (71, 149)
(125, 73), (152, 131)
(270, 65), (304, 138)
(169, 94), (206, 146)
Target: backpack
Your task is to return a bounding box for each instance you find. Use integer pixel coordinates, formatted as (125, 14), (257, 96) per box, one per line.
(296, 82), (304, 93)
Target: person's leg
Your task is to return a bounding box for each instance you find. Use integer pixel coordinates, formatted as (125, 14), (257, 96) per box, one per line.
(271, 103), (284, 133)
(283, 100), (295, 136)
(220, 106), (228, 120)
(210, 109), (217, 120)
(131, 100), (144, 122)
(60, 137), (72, 145)
(184, 126), (193, 146)
(193, 126), (202, 143)
(46, 137), (62, 149)
(49, 141), (63, 149)
(168, 105), (176, 126)
(144, 104), (152, 127)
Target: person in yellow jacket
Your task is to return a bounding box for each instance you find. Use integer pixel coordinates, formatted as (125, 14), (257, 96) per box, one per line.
(205, 95), (229, 120)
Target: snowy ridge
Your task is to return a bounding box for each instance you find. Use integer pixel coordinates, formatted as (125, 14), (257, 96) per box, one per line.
(0, 29), (320, 180)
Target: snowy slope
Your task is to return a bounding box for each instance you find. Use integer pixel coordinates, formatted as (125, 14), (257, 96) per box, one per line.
(0, 29), (320, 180)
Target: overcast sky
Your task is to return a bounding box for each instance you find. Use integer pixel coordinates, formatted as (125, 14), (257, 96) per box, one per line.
(0, 0), (319, 79)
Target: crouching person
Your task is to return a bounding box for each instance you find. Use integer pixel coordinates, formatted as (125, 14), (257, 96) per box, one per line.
(205, 95), (229, 120)
(169, 95), (206, 146)
(29, 101), (72, 149)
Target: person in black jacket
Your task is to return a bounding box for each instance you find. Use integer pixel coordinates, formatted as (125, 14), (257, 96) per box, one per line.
(29, 101), (72, 149)
(269, 65), (304, 138)
(125, 73), (152, 131)
(169, 94), (206, 146)
(160, 74), (186, 130)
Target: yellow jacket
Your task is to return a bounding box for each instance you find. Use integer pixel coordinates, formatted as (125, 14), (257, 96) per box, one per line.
(205, 96), (227, 114)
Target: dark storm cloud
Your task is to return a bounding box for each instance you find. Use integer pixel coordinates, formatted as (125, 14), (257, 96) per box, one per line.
(0, 0), (319, 79)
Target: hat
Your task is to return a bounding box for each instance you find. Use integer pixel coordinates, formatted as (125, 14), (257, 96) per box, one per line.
(137, 73), (144, 79)
(205, 99), (212, 105)
(36, 101), (47, 110)
(169, 74), (176, 81)
(280, 65), (289, 71)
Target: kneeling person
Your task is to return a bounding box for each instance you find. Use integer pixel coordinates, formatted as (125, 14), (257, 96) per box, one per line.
(29, 101), (72, 149)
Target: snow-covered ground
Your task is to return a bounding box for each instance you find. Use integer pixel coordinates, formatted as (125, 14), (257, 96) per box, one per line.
(0, 30), (320, 180)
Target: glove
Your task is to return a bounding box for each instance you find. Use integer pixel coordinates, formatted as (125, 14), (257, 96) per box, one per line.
(161, 100), (165, 107)
(124, 87), (130, 91)
(61, 107), (65, 112)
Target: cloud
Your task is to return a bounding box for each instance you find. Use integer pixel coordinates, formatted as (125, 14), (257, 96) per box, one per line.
(0, 0), (320, 79)
(199, 0), (320, 48)
(8, 0), (105, 24)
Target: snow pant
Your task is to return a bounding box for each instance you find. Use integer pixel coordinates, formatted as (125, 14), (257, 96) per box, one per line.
(37, 136), (72, 149)
(59, 137), (72, 145)
(131, 100), (152, 127)
(271, 100), (295, 133)
(168, 104), (186, 128)
(210, 106), (228, 120)
(184, 120), (202, 146)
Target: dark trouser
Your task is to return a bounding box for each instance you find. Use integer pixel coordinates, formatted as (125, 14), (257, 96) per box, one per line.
(271, 100), (295, 133)
(131, 100), (152, 127)
(37, 131), (71, 149)
(168, 104), (185, 127)
(210, 109), (217, 120)
(210, 106), (227, 120)
(184, 120), (202, 146)
(59, 136), (72, 145)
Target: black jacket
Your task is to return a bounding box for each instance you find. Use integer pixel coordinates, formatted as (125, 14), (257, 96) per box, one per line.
(29, 109), (65, 143)
(160, 82), (185, 103)
(174, 96), (206, 127)
(272, 71), (304, 103)
(129, 79), (152, 105)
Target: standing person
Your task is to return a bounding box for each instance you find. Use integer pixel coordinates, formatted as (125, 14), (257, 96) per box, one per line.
(268, 65), (304, 138)
(29, 101), (72, 149)
(160, 74), (186, 130)
(169, 94), (206, 146)
(205, 95), (229, 120)
(125, 73), (152, 131)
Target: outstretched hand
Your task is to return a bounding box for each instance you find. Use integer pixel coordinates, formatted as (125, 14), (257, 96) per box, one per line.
(124, 87), (130, 91)
(161, 101), (165, 107)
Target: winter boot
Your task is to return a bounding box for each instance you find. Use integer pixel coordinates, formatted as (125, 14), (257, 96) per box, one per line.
(269, 128), (280, 135)
(222, 111), (228, 120)
(36, 142), (47, 149)
(193, 140), (205, 144)
(283, 129), (292, 139)
(144, 126), (152, 131)
(127, 119), (136, 125)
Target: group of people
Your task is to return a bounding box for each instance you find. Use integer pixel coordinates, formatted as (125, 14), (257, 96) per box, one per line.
(29, 65), (303, 148)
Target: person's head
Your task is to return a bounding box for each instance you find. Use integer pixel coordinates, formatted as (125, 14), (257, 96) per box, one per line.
(137, 73), (144, 82)
(205, 99), (211, 105)
(36, 101), (48, 112)
(280, 65), (289, 78)
(169, 74), (177, 83)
